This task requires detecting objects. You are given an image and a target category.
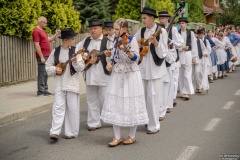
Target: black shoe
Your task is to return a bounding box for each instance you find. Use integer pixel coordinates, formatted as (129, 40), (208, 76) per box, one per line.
(37, 91), (45, 96)
(44, 92), (53, 96)
(209, 79), (213, 83)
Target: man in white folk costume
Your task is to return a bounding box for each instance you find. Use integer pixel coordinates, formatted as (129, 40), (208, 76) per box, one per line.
(76, 19), (112, 131)
(177, 17), (198, 100)
(134, 7), (168, 134)
(46, 28), (85, 141)
(195, 28), (211, 92)
(158, 11), (184, 121)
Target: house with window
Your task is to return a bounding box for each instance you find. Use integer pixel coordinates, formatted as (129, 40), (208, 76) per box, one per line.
(204, 0), (223, 24)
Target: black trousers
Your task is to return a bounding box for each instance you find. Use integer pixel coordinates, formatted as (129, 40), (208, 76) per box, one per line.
(36, 56), (49, 94)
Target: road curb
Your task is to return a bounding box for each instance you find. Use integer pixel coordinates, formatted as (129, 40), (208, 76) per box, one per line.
(0, 103), (53, 125)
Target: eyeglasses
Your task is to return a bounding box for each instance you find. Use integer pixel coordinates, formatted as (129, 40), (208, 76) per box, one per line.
(41, 21), (47, 24)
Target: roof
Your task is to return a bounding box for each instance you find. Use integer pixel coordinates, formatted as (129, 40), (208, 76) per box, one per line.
(203, 5), (223, 14)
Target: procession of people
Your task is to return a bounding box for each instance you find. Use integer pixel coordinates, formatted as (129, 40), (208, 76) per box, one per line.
(32, 6), (240, 147)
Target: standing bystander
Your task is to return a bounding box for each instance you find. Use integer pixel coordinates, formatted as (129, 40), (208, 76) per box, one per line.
(32, 16), (60, 96)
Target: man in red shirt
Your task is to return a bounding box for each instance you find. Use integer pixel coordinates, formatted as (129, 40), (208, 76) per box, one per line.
(32, 16), (60, 96)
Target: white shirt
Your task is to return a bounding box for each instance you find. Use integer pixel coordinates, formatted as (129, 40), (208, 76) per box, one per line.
(134, 23), (167, 80)
(166, 25), (184, 69)
(178, 30), (198, 64)
(195, 37), (209, 64)
(75, 34), (111, 86)
(46, 47), (85, 93)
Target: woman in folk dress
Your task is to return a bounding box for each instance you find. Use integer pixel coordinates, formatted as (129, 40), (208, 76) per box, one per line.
(100, 18), (149, 147)
(212, 32), (228, 78)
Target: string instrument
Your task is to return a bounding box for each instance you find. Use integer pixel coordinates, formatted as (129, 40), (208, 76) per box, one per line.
(166, 0), (185, 48)
(117, 32), (131, 53)
(56, 48), (85, 75)
(138, 27), (162, 63)
(82, 48), (113, 71)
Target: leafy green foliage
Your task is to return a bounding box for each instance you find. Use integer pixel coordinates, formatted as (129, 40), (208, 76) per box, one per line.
(113, 0), (141, 21)
(0, 0), (80, 40)
(216, 0), (240, 26)
(0, 0), (41, 40)
(73, 0), (111, 25)
(41, 0), (81, 34)
(146, 0), (175, 16)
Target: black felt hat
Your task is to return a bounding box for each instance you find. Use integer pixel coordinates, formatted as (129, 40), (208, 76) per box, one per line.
(88, 19), (103, 27)
(103, 20), (114, 28)
(158, 11), (170, 17)
(197, 28), (204, 34)
(140, 7), (158, 18)
(177, 17), (189, 23)
(58, 28), (77, 39)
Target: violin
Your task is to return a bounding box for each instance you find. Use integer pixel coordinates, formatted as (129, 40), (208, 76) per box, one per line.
(138, 27), (162, 63)
(117, 32), (130, 53)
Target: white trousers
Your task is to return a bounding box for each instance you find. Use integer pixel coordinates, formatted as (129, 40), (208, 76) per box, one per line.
(192, 63), (203, 90)
(159, 68), (174, 118)
(179, 64), (194, 95)
(142, 79), (161, 132)
(50, 91), (80, 137)
(173, 67), (179, 99)
(113, 125), (137, 139)
(86, 85), (107, 128)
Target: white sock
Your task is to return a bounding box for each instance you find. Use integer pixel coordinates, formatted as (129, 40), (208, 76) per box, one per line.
(113, 125), (121, 139)
(129, 125), (137, 139)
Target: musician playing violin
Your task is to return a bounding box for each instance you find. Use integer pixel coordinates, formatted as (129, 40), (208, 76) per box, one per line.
(75, 19), (112, 131)
(102, 20), (115, 48)
(134, 7), (168, 134)
(101, 18), (149, 147)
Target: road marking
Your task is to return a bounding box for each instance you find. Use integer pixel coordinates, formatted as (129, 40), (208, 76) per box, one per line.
(223, 101), (234, 109)
(177, 146), (199, 160)
(204, 118), (221, 131)
(235, 90), (240, 95)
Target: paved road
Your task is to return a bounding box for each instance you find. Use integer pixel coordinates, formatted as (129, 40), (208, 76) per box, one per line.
(1, 71), (240, 160)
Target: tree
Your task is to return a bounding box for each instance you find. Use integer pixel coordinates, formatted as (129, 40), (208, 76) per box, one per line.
(73, 0), (111, 28)
(41, 0), (81, 34)
(171, 0), (206, 23)
(113, 0), (141, 21)
(216, 0), (240, 26)
(0, 0), (41, 40)
(146, 0), (175, 16)
(0, 0), (80, 39)
(109, 0), (119, 16)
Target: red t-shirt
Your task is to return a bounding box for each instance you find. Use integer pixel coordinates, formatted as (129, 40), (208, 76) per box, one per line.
(32, 27), (51, 58)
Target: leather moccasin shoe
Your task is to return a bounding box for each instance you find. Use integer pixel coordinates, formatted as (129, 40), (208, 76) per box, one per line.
(147, 130), (159, 134)
(65, 136), (75, 139)
(159, 117), (165, 121)
(50, 134), (59, 141)
(166, 108), (171, 113)
(173, 99), (177, 106)
(123, 136), (136, 145)
(88, 127), (101, 131)
(108, 138), (122, 147)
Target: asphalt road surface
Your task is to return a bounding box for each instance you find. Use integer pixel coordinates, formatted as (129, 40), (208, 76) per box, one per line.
(1, 70), (240, 160)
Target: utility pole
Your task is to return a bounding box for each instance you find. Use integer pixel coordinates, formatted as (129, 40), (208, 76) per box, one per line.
(141, 0), (146, 11)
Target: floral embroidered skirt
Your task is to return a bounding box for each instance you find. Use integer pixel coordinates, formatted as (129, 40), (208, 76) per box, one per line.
(100, 70), (149, 127)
